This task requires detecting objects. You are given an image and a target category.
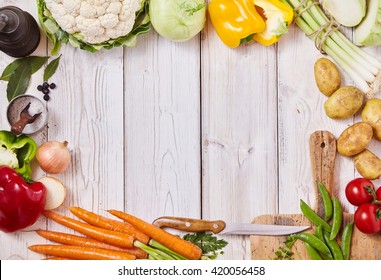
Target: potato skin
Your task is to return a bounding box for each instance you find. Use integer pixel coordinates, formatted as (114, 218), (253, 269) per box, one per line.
(337, 122), (373, 156)
(324, 86), (364, 119)
(314, 58), (341, 96)
(361, 98), (381, 141)
(354, 149), (381, 180)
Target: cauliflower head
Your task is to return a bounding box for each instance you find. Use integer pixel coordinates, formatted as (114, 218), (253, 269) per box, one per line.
(37, 0), (150, 53)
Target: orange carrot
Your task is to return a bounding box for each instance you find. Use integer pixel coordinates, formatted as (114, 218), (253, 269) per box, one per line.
(36, 229), (147, 259)
(43, 210), (134, 249)
(42, 257), (73, 260)
(29, 245), (136, 260)
(107, 210), (202, 260)
(69, 206), (150, 244)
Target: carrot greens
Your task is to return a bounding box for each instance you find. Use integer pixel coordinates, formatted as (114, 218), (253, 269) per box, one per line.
(281, 0), (381, 98)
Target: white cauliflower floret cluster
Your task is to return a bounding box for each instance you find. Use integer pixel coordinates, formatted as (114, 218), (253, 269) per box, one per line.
(45, 0), (143, 44)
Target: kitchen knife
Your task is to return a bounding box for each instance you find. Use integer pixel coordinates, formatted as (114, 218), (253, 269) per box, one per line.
(153, 216), (310, 236)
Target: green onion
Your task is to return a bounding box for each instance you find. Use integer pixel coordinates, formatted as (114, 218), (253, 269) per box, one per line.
(281, 0), (381, 97)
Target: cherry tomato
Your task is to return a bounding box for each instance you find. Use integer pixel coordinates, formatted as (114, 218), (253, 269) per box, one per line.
(345, 178), (375, 206)
(354, 203), (381, 234)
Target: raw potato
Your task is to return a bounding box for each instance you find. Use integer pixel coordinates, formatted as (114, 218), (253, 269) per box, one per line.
(314, 58), (341, 96)
(37, 176), (66, 210)
(361, 98), (381, 141)
(354, 149), (381, 180)
(324, 86), (364, 119)
(337, 122), (373, 156)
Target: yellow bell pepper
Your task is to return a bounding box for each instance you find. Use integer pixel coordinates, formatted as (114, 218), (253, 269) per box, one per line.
(253, 0), (294, 46)
(208, 0), (266, 48)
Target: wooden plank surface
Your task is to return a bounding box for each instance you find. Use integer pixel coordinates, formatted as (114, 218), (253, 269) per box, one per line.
(0, 0), (380, 260)
(201, 12), (278, 259)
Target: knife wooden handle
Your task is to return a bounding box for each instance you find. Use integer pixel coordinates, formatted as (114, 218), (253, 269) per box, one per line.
(152, 217), (226, 234)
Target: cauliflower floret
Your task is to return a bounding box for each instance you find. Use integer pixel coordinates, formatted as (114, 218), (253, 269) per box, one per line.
(94, 0), (107, 5)
(106, 2), (122, 14)
(76, 16), (104, 36)
(45, 0), (67, 17)
(62, 0), (81, 16)
(55, 14), (77, 33)
(99, 13), (119, 29)
(0, 147), (19, 170)
(80, 2), (97, 18)
(45, 0), (144, 44)
(96, 6), (106, 17)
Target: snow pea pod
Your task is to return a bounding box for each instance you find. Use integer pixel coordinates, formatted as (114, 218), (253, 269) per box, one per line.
(329, 197), (343, 240)
(300, 199), (332, 232)
(314, 226), (333, 260)
(341, 221), (354, 260)
(294, 233), (332, 257)
(318, 182), (333, 221)
(323, 230), (343, 260)
(305, 242), (323, 260)
(314, 225), (324, 242)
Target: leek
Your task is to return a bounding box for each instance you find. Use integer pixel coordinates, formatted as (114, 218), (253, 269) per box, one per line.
(281, 0), (381, 97)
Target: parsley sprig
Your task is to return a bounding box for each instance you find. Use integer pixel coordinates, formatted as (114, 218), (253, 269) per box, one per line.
(183, 232), (228, 260)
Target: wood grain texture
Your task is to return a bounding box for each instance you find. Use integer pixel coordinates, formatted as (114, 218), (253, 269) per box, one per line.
(0, 0), (381, 260)
(123, 31), (202, 223)
(201, 9), (278, 259)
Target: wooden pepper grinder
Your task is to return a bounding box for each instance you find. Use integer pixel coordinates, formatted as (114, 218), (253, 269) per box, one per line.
(0, 6), (40, 57)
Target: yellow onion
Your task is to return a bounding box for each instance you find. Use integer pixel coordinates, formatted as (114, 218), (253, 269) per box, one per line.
(36, 141), (70, 174)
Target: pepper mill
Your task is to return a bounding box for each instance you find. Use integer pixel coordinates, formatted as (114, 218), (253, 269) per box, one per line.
(0, 6), (40, 57)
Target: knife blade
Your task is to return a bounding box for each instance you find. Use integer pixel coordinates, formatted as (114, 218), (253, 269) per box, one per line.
(152, 216), (310, 236)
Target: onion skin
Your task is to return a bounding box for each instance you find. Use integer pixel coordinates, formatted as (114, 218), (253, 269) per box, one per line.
(36, 141), (71, 174)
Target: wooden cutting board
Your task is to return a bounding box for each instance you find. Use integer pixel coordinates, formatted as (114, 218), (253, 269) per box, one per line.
(251, 130), (381, 260)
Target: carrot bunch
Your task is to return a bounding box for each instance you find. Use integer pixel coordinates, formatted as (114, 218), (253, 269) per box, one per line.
(29, 207), (203, 260)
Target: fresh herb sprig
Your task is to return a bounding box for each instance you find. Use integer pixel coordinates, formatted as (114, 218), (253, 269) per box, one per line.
(183, 232), (228, 260)
(273, 235), (296, 260)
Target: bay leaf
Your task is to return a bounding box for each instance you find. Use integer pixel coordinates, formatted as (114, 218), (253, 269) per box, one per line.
(1, 56), (48, 81)
(0, 59), (23, 81)
(43, 54), (61, 81)
(7, 61), (32, 101)
(27, 56), (49, 74)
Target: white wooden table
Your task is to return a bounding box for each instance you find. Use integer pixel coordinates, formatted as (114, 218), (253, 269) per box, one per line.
(1, 0), (380, 260)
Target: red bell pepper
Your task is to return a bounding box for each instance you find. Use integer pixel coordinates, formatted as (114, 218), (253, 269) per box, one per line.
(0, 165), (46, 233)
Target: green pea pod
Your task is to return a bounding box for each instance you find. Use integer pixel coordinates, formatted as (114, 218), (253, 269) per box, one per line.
(329, 197), (343, 240)
(314, 226), (333, 260)
(318, 182), (333, 221)
(314, 225), (324, 242)
(323, 230), (343, 260)
(341, 221), (354, 260)
(305, 242), (323, 260)
(294, 233), (332, 257)
(300, 199), (332, 232)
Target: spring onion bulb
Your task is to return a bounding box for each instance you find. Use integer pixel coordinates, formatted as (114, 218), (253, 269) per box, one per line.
(281, 0), (381, 98)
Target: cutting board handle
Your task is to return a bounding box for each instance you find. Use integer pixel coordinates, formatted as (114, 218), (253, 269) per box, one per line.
(309, 131), (337, 217)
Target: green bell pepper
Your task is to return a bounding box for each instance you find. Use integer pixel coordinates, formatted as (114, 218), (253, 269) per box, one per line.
(0, 130), (37, 182)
